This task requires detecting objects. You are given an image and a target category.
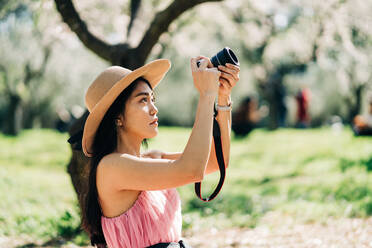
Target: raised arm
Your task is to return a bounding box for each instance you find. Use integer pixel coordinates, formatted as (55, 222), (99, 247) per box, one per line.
(162, 60), (238, 174)
(159, 61), (238, 174)
(161, 96), (231, 176)
(97, 58), (221, 191)
(204, 95), (232, 174)
(204, 59), (239, 173)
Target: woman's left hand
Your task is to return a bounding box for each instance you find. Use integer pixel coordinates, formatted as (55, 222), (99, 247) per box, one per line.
(194, 56), (240, 97)
(217, 63), (240, 97)
(141, 149), (164, 159)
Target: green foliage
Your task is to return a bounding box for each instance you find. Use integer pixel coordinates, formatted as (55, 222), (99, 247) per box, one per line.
(55, 210), (81, 239)
(340, 157), (372, 172)
(0, 3), (108, 132)
(2, 0), (372, 128)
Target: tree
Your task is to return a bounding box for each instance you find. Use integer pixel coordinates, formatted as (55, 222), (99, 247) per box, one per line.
(0, 5), (55, 135)
(224, 0), (372, 128)
(54, 0), (223, 210)
(227, 1), (324, 129)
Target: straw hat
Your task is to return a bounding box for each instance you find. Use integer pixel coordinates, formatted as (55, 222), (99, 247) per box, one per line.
(82, 59), (171, 157)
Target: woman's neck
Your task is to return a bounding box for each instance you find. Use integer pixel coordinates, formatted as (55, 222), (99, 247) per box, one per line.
(115, 131), (143, 157)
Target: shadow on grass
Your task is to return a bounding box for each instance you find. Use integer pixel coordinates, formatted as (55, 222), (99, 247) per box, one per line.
(339, 156), (372, 172)
(258, 170), (300, 184)
(17, 237), (71, 248)
(16, 210), (86, 248)
(186, 193), (255, 216)
(184, 192), (275, 228)
(301, 153), (333, 165)
(16, 229), (86, 248)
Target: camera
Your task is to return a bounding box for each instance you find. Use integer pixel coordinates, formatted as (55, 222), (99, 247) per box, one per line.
(197, 47), (239, 68)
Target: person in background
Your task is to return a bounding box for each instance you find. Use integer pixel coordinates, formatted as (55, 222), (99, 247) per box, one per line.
(232, 96), (261, 137)
(295, 87), (311, 128)
(353, 95), (372, 136)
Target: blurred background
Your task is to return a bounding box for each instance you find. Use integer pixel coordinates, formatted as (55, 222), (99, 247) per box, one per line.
(0, 0), (371, 247)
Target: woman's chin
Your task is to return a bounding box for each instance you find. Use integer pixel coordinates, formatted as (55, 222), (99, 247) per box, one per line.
(147, 128), (158, 138)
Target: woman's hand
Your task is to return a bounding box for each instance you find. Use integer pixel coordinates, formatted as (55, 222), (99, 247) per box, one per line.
(193, 56), (240, 97)
(217, 63), (240, 97)
(191, 56), (221, 97)
(141, 149), (164, 159)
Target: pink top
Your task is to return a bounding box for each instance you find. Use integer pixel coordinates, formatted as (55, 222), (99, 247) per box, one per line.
(101, 188), (182, 248)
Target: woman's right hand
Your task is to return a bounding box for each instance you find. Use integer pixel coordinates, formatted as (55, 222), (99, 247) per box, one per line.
(191, 56), (221, 97)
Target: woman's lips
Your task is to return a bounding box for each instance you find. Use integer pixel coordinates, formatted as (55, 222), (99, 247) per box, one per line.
(150, 118), (158, 125)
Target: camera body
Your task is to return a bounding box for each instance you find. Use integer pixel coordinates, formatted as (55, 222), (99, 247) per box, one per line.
(197, 47), (239, 68)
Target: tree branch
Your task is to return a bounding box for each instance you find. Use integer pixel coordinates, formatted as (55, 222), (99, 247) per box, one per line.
(136, 0), (223, 62)
(54, 0), (114, 62)
(127, 0), (142, 38)
(24, 46), (51, 86)
(55, 0), (224, 67)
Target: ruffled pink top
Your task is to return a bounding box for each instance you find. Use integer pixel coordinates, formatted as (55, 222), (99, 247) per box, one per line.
(101, 188), (182, 248)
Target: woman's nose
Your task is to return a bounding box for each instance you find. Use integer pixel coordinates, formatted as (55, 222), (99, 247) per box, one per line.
(150, 102), (158, 115)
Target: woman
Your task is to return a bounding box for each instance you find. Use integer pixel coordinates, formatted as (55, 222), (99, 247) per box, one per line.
(80, 56), (239, 247)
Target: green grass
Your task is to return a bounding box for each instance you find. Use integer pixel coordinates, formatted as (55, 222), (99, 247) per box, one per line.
(152, 127), (372, 229)
(0, 130), (86, 244)
(0, 127), (372, 244)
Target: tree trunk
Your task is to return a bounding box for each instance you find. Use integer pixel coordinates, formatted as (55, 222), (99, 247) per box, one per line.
(347, 84), (365, 124)
(263, 71), (288, 130)
(5, 94), (22, 135)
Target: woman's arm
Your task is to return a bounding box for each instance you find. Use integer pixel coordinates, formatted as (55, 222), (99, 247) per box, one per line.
(161, 96), (231, 175)
(161, 151), (219, 175)
(206, 61), (238, 172)
(161, 152), (182, 160)
(99, 94), (216, 191)
(204, 95), (231, 174)
(157, 61), (238, 175)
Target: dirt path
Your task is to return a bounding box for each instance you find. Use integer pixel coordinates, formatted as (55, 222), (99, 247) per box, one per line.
(184, 213), (372, 248)
(1, 214), (372, 248)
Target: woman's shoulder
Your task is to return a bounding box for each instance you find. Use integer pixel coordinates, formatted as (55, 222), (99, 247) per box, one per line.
(96, 153), (124, 189)
(98, 152), (136, 169)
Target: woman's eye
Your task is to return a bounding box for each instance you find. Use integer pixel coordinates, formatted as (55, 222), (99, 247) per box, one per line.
(140, 97), (155, 103)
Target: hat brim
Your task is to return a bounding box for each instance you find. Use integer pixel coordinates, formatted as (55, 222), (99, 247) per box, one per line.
(82, 59), (171, 157)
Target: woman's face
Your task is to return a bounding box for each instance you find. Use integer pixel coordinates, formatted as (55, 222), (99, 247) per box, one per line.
(120, 81), (159, 139)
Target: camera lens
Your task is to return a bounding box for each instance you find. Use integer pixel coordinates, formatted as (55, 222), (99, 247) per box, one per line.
(196, 47), (239, 68)
(211, 47), (239, 67)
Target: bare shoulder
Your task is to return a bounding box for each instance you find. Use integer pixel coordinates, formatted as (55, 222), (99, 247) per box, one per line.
(96, 151), (199, 191)
(100, 152), (138, 166)
(97, 153), (135, 181)
(96, 153), (120, 188)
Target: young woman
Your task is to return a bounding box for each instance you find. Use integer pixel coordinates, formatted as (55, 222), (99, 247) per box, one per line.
(80, 56), (239, 247)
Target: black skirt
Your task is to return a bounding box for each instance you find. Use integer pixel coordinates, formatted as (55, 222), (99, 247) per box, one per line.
(147, 240), (192, 248)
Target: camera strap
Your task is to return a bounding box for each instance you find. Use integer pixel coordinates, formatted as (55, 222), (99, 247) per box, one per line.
(194, 105), (226, 201)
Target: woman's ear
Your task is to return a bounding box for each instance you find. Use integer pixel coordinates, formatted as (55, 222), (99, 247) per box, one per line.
(115, 118), (123, 127)
(116, 113), (125, 127)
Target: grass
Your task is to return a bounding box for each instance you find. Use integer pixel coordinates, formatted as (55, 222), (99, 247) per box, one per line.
(0, 130), (86, 245)
(0, 127), (371, 245)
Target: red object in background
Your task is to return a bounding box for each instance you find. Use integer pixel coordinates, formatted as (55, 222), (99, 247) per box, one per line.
(296, 88), (311, 125)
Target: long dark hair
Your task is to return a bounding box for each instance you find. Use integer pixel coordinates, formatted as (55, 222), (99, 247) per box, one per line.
(81, 77), (152, 247)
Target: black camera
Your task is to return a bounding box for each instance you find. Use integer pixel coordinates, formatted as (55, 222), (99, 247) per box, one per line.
(197, 47), (239, 68)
